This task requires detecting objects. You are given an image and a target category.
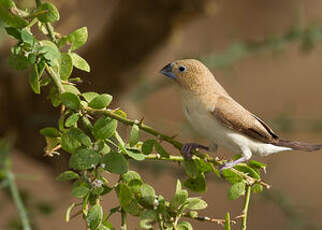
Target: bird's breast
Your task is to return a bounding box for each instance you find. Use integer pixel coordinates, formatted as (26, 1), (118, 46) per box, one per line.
(180, 91), (233, 147)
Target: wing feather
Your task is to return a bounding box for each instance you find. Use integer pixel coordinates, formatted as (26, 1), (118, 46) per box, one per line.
(212, 96), (279, 144)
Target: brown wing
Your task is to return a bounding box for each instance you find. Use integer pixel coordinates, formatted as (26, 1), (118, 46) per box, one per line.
(212, 96), (279, 144)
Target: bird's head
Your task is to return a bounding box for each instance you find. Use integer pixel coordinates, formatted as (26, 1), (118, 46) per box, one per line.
(160, 59), (215, 94)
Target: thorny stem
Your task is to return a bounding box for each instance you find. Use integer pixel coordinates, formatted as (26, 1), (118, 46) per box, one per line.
(241, 185), (252, 230)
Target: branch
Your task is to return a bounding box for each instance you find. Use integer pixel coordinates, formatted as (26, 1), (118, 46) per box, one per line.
(87, 108), (221, 164)
(240, 185), (251, 230)
(6, 171), (31, 230)
(88, 110), (270, 189)
(183, 213), (236, 226)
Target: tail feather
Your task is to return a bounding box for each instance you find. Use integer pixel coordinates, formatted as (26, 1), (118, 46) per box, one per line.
(277, 139), (322, 152)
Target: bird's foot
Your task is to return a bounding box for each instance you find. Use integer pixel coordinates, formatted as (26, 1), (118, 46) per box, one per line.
(220, 161), (240, 171)
(219, 156), (248, 173)
(181, 143), (209, 160)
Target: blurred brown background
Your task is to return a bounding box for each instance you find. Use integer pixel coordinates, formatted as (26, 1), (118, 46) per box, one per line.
(1, 0), (322, 229)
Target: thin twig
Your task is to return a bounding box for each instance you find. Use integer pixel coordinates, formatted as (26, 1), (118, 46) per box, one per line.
(183, 213), (236, 226)
(6, 171), (32, 230)
(241, 185), (251, 230)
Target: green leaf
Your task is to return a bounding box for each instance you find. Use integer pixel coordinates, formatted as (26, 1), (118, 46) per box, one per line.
(121, 171), (143, 194)
(65, 202), (76, 222)
(49, 86), (61, 107)
(68, 27), (88, 51)
(5, 27), (21, 40)
(101, 219), (115, 230)
(29, 64), (40, 94)
(87, 204), (103, 230)
(37, 2), (60, 23)
(183, 198), (207, 210)
(28, 54), (37, 65)
(225, 212), (231, 230)
(140, 184), (155, 206)
(170, 180), (188, 210)
(177, 221), (193, 230)
(248, 160), (267, 170)
(183, 160), (198, 179)
(121, 171), (142, 183)
(82, 92), (99, 102)
(38, 40), (61, 67)
(141, 139), (155, 155)
(176, 179), (183, 192)
(61, 132), (81, 153)
(100, 185), (113, 196)
(251, 183), (263, 193)
(154, 142), (169, 158)
(118, 184), (142, 216)
(60, 52), (73, 80)
(56, 170), (79, 181)
(21, 29), (34, 45)
(70, 52), (90, 72)
(69, 148), (100, 170)
(69, 128), (91, 147)
(72, 185), (90, 198)
(222, 169), (243, 184)
(65, 113), (80, 127)
(234, 165), (260, 179)
(195, 159), (213, 174)
(139, 210), (157, 229)
(94, 140), (110, 154)
(88, 94), (113, 109)
(40, 127), (59, 137)
(61, 92), (80, 110)
(93, 116), (117, 140)
(8, 54), (29, 70)
(228, 181), (246, 200)
(125, 150), (145, 161)
(101, 152), (128, 174)
(129, 124), (140, 147)
(0, 0), (28, 28)
(183, 173), (206, 193)
(63, 84), (81, 95)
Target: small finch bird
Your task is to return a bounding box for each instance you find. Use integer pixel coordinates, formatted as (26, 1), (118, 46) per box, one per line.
(160, 59), (322, 170)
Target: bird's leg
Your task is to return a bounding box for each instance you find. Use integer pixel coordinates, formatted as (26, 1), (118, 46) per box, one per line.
(220, 156), (248, 171)
(181, 143), (209, 159)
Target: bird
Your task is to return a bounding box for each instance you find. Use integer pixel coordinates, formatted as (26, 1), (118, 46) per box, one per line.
(160, 59), (322, 170)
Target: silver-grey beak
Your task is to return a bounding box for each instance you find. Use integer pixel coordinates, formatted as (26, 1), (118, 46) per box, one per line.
(160, 63), (176, 80)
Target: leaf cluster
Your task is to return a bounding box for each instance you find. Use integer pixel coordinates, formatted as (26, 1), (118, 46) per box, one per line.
(1, 0), (269, 229)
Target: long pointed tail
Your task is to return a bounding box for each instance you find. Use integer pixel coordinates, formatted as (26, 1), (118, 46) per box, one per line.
(277, 139), (322, 152)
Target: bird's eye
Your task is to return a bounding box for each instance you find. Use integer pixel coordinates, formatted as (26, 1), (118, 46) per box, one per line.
(178, 65), (186, 72)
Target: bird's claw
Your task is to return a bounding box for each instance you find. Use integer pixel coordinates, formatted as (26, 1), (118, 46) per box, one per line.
(219, 156), (249, 176)
(181, 143), (209, 160)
